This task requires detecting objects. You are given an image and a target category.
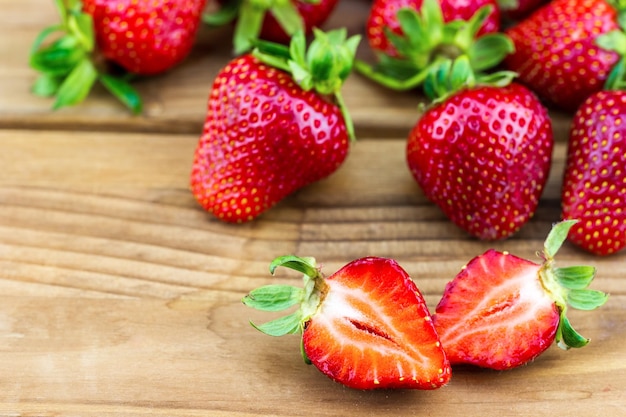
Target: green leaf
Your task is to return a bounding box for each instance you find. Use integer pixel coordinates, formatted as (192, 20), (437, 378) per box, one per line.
(242, 285), (303, 312)
(52, 58), (98, 110)
(596, 29), (626, 55)
(31, 73), (64, 97)
(544, 220), (578, 259)
(232, 4), (265, 54)
(202, 0), (242, 26)
(30, 23), (65, 56)
(67, 12), (95, 52)
(30, 35), (85, 75)
(99, 74), (143, 114)
(568, 289), (609, 311)
(269, 255), (319, 278)
(557, 315), (589, 349)
(250, 311), (303, 336)
(467, 33), (515, 72)
(269, 1), (304, 36)
(554, 265), (597, 289)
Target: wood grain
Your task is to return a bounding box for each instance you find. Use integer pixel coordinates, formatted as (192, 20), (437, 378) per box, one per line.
(0, 0), (624, 415)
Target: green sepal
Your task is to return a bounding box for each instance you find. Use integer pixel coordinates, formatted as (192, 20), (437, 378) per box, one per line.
(544, 219), (578, 259)
(242, 284), (303, 311)
(249, 311), (303, 336)
(269, 1), (304, 37)
(567, 289), (609, 311)
(467, 32), (515, 72)
(30, 35), (86, 76)
(554, 265), (597, 289)
(99, 74), (143, 114)
(269, 255), (319, 278)
(31, 73), (64, 97)
(233, 2), (265, 55)
(52, 58), (98, 110)
(556, 315), (589, 350)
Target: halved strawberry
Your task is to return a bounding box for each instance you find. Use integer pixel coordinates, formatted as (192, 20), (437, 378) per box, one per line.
(433, 220), (609, 370)
(243, 256), (452, 390)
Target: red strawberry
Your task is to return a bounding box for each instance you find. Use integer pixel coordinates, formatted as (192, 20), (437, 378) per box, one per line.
(243, 255), (452, 390)
(407, 75), (553, 240)
(355, 0), (510, 92)
(29, 0), (206, 113)
(433, 220), (608, 370)
(83, 0), (206, 75)
(561, 90), (626, 255)
(190, 29), (360, 223)
(366, 0), (500, 58)
(504, 0), (624, 112)
(204, 0), (340, 54)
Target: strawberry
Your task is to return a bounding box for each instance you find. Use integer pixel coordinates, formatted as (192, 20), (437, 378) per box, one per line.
(366, 0), (500, 58)
(406, 58), (553, 240)
(561, 89), (626, 255)
(243, 255), (452, 390)
(503, 0), (626, 112)
(29, 0), (206, 113)
(204, 0), (340, 55)
(433, 220), (608, 370)
(355, 0), (510, 92)
(190, 29), (360, 223)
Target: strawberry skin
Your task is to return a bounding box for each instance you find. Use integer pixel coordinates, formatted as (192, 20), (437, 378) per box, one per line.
(84, 0), (206, 75)
(303, 257), (451, 390)
(191, 54), (349, 222)
(406, 83), (553, 240)
(434, 249), (559, 370)
(244, 256), (451, 390)
(561, 90), (626, 255)
(504, 0), (620, 112)
(433, 221), (608, 370)
(366, 0), (500, 57)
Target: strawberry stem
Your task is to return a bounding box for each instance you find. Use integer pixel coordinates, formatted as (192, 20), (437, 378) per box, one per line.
(538, 220), (609, 350)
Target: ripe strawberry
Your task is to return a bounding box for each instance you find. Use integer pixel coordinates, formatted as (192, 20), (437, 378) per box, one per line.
(406, 64), (553, 240)
(366, 0), (500, 58)
(29, 0), (206, 113)
(355, 0), (510, 92)
(243, 255), (452, 390)
(190, 29), (360, 223)
(433, 220), (608, 370)
(204, 0), (340, 54)
(561, 90), (626, 255)
(503, 0), (625, 112)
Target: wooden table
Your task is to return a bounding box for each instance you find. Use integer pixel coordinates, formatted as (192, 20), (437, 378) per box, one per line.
(1, 0), (624, 415)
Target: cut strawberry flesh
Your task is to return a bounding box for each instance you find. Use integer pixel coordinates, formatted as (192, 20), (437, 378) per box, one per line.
(433, 249), (560, 370)
(303, 257), (451, 390)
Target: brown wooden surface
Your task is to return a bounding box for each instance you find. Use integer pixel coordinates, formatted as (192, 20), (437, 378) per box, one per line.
(0, 0), (624, 416)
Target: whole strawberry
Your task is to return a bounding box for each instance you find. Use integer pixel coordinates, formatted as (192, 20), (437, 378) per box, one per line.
(434, 220), (608, 370)
(204, 0), (339, 55)
(244, 255), (452, 389)
(29, 0), (206, 113)
(355, 0), (511, 92)
(561, 90), (626, 255)
(366, 0), (500, 58)
(504, 0), (625, 112)
(407, 59), (553, 240)
(190, 29), (360, 223)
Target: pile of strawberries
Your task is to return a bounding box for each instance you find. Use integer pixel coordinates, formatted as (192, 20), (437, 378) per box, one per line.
(30, 0), (620, 391)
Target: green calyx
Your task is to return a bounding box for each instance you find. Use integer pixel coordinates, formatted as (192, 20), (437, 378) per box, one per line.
(538, 220), (609, 350)
(242, 255), (327, 363)
(354, 0), (514, 92)
(203, 0), (320, 55)
(29, 0), (142, 113)
(252, 28), (361, 141)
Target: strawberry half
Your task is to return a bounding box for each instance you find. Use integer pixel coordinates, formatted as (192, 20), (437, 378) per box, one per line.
(434, 220), (609, 370)
(244, 255), (451, 390)
(561, 89), (626, 255)
(29, 0), (206, 113)
(190, 29), (359, 223)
